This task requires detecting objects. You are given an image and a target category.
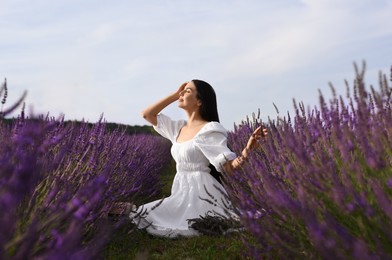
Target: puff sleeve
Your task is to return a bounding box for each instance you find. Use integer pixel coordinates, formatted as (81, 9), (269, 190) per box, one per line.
(153, 113), (186, 143)
(194, 122), (237, 172)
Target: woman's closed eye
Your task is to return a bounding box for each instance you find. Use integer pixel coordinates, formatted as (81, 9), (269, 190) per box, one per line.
(180, 88), (192, 96)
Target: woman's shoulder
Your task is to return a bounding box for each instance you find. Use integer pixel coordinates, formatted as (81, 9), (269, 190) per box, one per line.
(198, 121), (228, 136)
(154, 113), (186, 141)
(157, 113), (186, 127)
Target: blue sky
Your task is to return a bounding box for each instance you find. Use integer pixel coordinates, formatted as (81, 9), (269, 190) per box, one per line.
(1, 0), (391, 130)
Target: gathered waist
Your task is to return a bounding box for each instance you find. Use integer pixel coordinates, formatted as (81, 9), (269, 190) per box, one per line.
(176, 162), (210, 172)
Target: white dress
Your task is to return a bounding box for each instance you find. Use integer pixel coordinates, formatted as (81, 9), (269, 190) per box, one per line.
(130, 113), (237, 238)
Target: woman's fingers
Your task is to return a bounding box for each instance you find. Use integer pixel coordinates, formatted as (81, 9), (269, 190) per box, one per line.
(180, 82), (188, 90)
(253, 126), (267, 136)
(251, 127), (260, 138)
(262, 127), (268, 137)
(251, 126), (268, 141)
(177, 82), (189, 96)
(247, 126), (268, 150)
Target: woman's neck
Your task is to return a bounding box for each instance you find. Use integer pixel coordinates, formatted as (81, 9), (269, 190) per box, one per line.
(185, 111), (207, 127)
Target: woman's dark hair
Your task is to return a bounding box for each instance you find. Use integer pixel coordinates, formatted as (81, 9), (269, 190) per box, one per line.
(192, 79), (224, 183)
(192, 79), (220, 122)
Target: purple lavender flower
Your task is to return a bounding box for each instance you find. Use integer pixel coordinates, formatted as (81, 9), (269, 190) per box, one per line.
(1, 110), (171, 258)
(224, 62), (392, 258)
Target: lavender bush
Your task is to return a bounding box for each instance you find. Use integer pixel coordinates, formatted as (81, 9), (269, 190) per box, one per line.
(225, 62), (392, 259)
(1, 80), (172, 259)
(0, 78), (27, 119)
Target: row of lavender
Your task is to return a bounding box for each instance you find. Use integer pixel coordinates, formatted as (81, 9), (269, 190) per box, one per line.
(0, 87), (172, 259)
(2, 62), (390, 258)
(225, 63), (392, 259)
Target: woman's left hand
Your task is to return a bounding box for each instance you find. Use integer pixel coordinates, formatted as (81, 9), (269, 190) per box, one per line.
(246, 126), (268, 150)
(228, 126), (268, 171)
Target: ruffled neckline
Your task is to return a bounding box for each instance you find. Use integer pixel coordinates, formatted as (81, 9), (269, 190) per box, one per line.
(175, 121), (226, 144)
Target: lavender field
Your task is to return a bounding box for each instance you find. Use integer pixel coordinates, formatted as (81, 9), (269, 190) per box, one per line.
(1, 63), (391, 259)
(225, 63), (392, 259)
(0, 87), (172, 259)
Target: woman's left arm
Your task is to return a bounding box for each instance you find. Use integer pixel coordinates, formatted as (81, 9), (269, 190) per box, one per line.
(224, 126), (268, 171)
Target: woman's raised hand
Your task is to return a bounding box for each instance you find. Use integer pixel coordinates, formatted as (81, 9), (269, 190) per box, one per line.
(176, 82), (188, 96)
(246, 126), (268, 150)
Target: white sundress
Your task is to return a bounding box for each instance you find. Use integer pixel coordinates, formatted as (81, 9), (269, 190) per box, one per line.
(130, 113), (237, 238)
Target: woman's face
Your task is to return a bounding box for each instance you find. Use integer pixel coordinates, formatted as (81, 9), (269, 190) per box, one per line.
(178, 81), (201, 111)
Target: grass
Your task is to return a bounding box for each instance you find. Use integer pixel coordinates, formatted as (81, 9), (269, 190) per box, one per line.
(104, 226), (252, 259)
(103, 159), (255, 259)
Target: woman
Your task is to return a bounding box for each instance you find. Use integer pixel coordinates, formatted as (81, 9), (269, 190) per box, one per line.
(130, 80), (267, 238)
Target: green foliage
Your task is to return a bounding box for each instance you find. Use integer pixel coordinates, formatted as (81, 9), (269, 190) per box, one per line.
(105, 227), (252, 260)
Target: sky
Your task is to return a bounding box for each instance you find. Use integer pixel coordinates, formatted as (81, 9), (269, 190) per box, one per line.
(1, 0), (391, 130)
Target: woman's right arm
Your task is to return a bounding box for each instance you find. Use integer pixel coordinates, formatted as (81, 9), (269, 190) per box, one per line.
(141, 82), (187, 126)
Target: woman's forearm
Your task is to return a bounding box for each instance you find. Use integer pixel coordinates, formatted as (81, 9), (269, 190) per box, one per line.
(224, 148), (249, 172)
(141, 92), (179, 126)
(225, 126), (267, 172)
(233, 147), (249, 169)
